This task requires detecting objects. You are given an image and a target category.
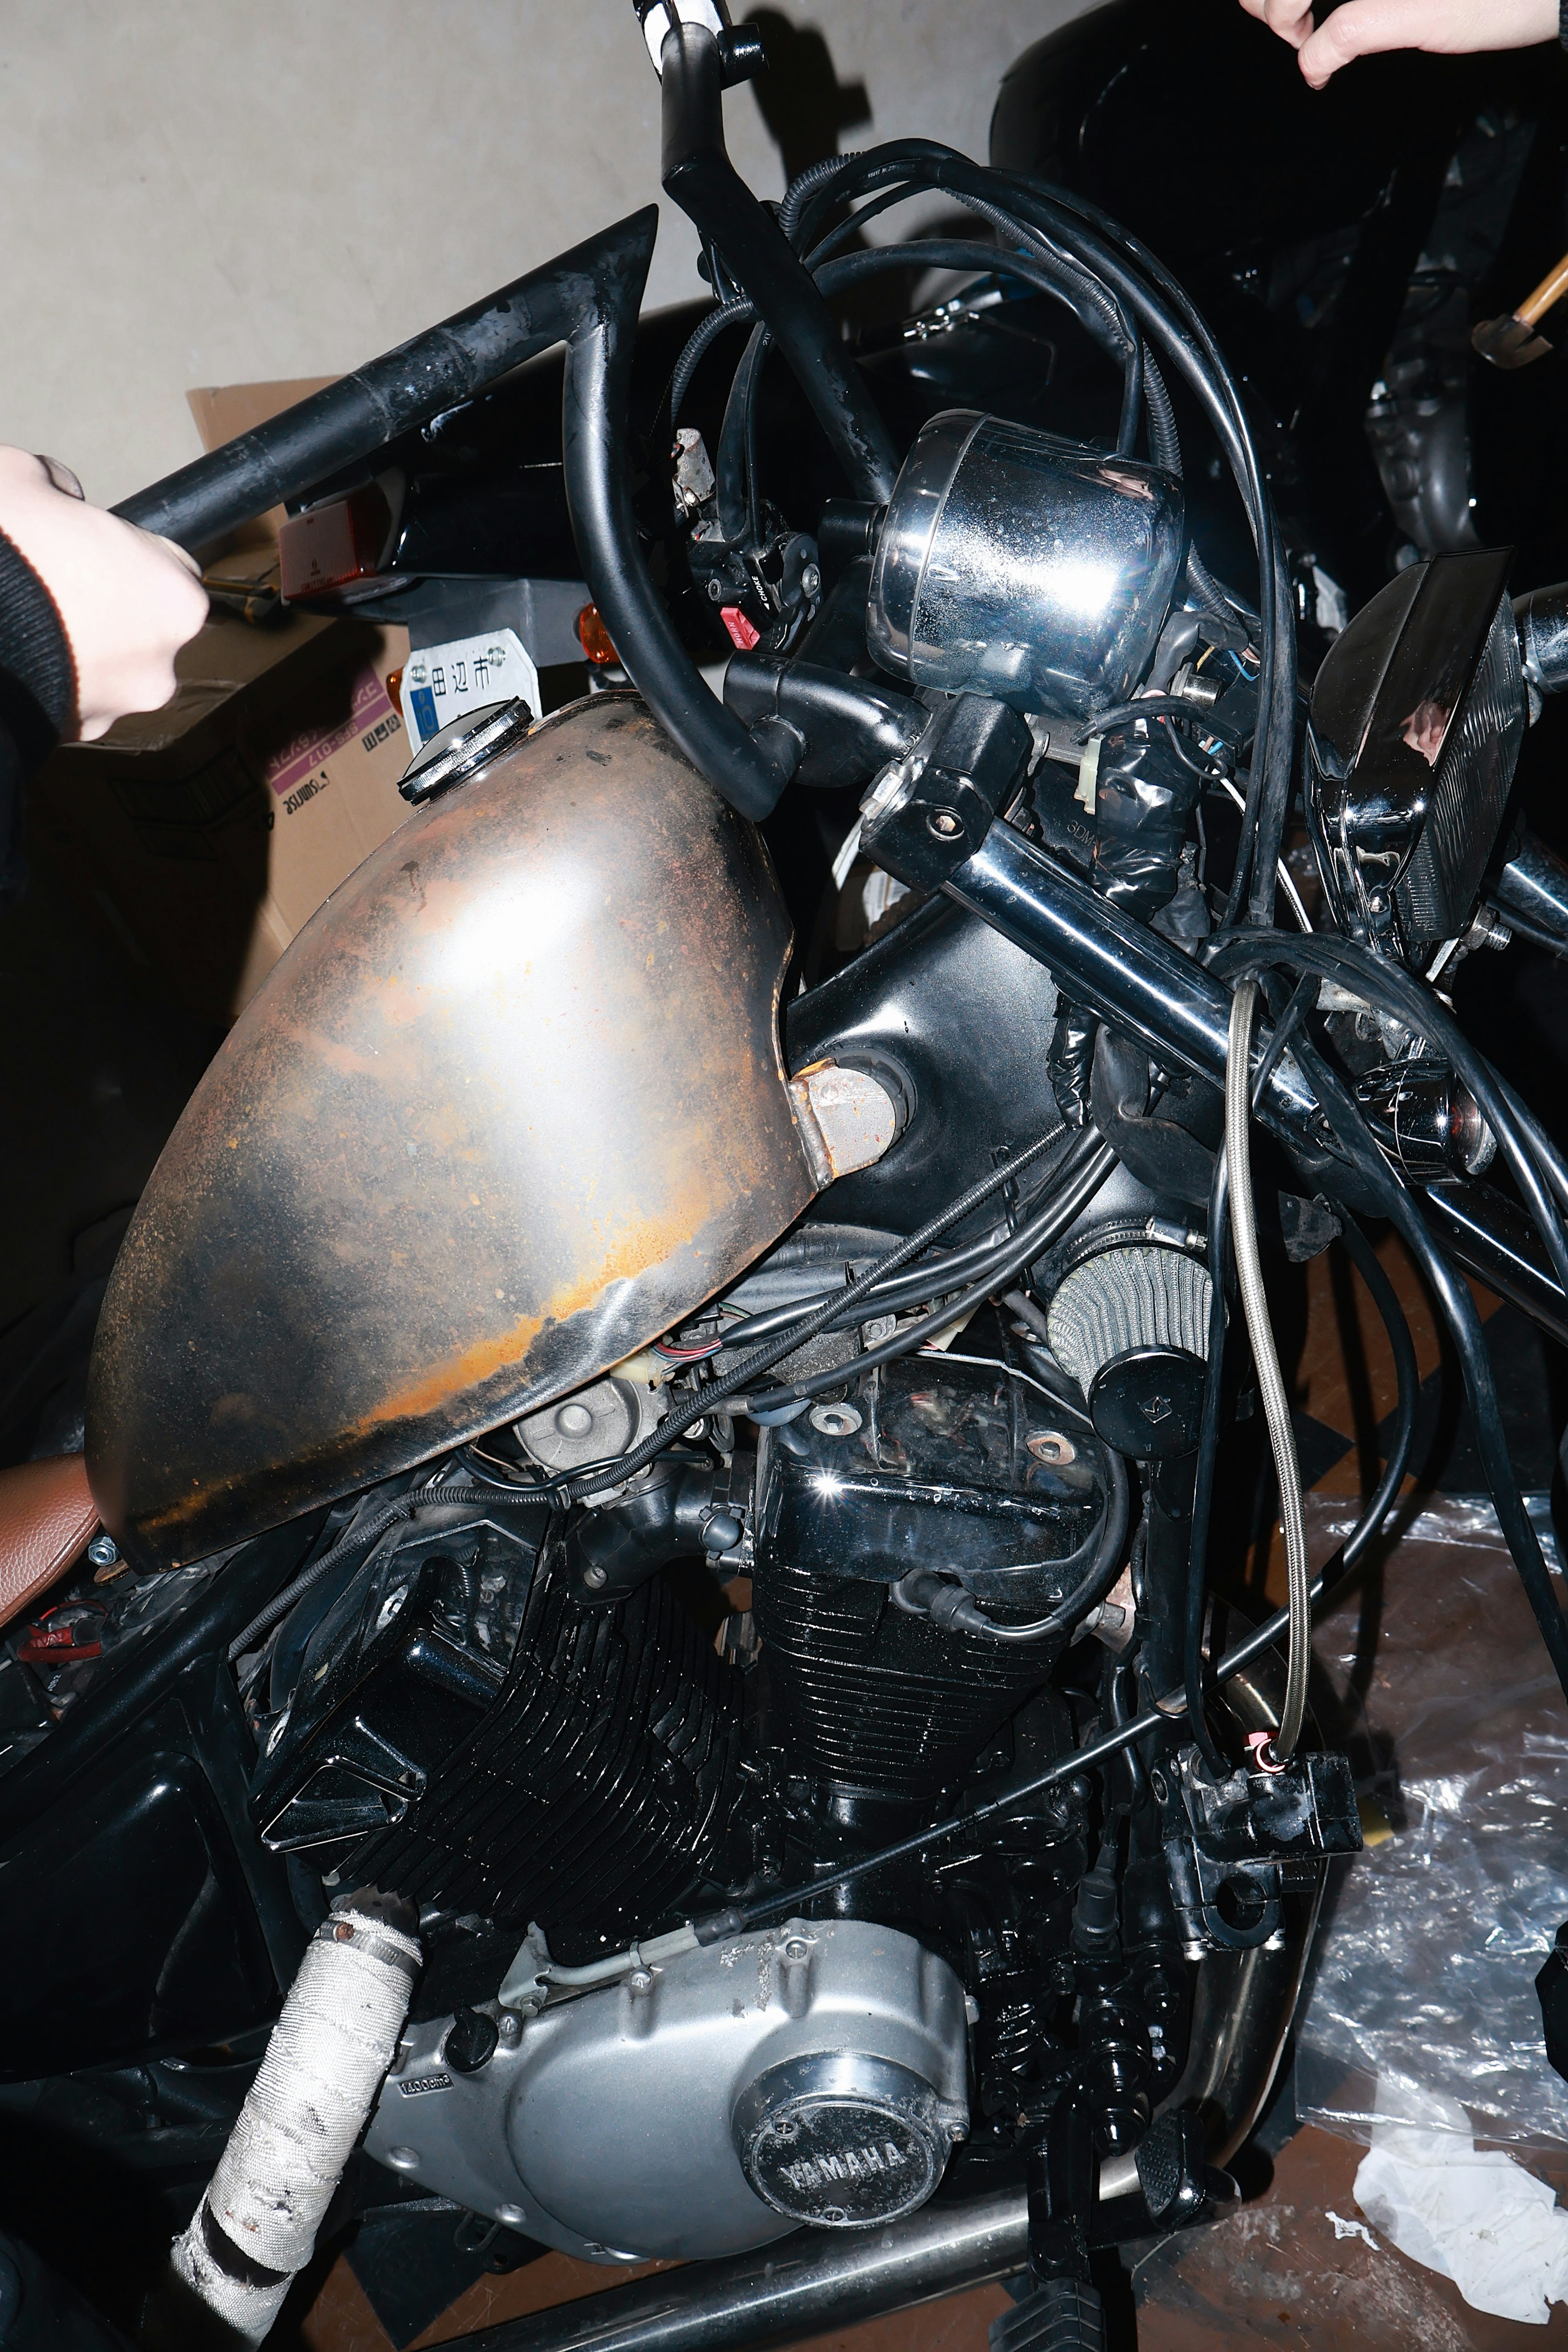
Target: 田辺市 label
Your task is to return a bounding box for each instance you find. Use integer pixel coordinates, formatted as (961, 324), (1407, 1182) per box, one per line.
(402, 629), (540, 752)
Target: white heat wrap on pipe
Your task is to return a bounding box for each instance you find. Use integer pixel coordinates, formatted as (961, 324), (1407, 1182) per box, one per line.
(169, 1904), (420, 2345)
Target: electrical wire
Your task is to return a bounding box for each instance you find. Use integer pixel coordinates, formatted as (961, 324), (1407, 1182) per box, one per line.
(225, 1477), (543, 1664)
(739, 1140), (1116, 1416)
(1215, 774), (1312, 931)
(667, 296), (756, 428)
(715, 1147), (1072, 1350)
(1225, 979), (1310, 1760)
(546, 1128), (1093, 1503)
(1210, 929), (1568, 1312)
(910, 1346), (1092, 1429)
(933, 1446), (1130, 1645)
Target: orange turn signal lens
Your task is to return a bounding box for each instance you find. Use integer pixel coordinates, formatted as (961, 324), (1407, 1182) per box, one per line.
(576, 603), (620, 666)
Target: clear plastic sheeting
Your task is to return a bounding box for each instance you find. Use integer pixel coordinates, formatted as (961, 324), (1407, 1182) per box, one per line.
(1294, 1492), (1568, 2151)
(1352, 2074), (1568, 2323)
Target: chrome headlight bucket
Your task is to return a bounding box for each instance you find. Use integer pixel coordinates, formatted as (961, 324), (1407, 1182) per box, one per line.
(865, 409), (1185, 722)
(1305, 548), (1524, 963)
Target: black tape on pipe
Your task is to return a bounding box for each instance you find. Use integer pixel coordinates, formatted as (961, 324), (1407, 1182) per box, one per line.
(111, 215), (653, 551)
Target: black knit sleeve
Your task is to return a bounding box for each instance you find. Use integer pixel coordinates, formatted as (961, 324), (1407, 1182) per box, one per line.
(0, 526), (76, 909)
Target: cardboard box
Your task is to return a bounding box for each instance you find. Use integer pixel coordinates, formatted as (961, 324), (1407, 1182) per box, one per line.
(26, 370), (416, 1023)
(185, 375), (338, 569)
(30, 605), (412, 1023)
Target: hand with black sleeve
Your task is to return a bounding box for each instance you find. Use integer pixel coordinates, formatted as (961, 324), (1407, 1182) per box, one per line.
(0, 444), (208, 902)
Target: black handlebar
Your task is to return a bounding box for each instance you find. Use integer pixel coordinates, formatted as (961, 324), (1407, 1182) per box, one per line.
(112, 233), (597, 549)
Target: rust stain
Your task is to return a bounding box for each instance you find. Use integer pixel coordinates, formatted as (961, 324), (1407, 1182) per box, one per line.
(361, 1202), (708, 1432)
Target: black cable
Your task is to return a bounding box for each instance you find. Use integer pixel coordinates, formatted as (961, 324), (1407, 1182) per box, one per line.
(719, 1142), (1074, 1350)
(1494, 1069), (1568, 1215)
(1071, 696), (1213, 743)
(740, 1140), (1116, 1414)
(1336, 1214), (1420, 1575)
(224, 1479), (541, 1664)
(950, 1445), (1130, 1645)
(1208, 929), (1568, 1311)
(1288, 1026), (1568, 1707)
(547, 1128), (1087, 1503)
(668, 296), (755, 428)
(781, 141), (1294, 927)
(1250, 971), (1318, 1109)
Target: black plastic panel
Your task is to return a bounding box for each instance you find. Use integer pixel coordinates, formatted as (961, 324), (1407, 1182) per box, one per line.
(0, 1739), (276, 2078)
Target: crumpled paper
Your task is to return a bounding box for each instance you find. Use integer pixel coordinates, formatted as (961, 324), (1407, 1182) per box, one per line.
(1354, 2075), (1568, 2324)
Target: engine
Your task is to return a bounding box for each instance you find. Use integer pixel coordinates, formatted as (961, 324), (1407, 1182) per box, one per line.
(250, 1266), (1204, 2263)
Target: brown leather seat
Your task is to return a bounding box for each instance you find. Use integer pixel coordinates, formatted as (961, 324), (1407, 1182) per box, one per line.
(0, 1455), (100, 1633)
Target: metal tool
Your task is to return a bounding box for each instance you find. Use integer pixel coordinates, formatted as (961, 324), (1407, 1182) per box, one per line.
(1472, 248), (1568, 369)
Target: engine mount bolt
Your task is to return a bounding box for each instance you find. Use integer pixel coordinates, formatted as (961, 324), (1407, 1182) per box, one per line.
(808, 1402), (862, 1438)
(87, 1533), (119, 1567)
(925, 808), (963, 839)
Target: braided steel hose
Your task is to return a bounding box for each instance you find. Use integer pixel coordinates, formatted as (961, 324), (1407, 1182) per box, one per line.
(1225, 979), (1309, 1760)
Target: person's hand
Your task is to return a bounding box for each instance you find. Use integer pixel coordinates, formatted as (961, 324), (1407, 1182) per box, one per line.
(1239, 0), (1558, 88)
(0, 446), (208, 740)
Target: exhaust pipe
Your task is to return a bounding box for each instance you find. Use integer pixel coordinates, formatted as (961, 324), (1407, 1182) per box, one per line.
(424, 2185), (1029, 2352)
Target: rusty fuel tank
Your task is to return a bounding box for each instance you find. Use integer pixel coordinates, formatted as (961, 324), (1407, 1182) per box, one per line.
(86, 694), (816, 1568)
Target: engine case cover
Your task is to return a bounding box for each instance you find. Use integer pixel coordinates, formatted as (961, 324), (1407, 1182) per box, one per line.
(364, 1918), (969, 2262)
(86, 693), (813, 1568)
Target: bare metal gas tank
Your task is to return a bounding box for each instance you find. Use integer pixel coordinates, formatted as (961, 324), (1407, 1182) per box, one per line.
(87, 695), (814, 1569)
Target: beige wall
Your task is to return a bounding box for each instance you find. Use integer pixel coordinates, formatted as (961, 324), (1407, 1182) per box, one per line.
(0, 1), (1086, 509)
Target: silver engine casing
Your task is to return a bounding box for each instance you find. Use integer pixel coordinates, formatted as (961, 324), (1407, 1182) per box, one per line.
(364, 1919), (970, 2263)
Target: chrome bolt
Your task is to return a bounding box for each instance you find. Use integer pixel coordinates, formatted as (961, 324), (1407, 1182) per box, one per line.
(87, 1533), (119, 1568)
(582, 1564), (608, 1590)
(809, 1402), (862, 1438)
(800, 563), (822, 598)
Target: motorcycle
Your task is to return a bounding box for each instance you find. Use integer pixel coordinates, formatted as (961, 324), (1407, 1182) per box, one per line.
(7, 5), (1568, 2347)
